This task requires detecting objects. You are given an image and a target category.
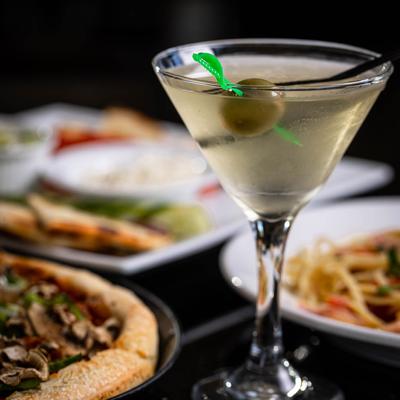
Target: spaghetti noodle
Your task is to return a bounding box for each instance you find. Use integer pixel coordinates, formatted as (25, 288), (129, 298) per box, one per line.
(285, 230), (400, 332)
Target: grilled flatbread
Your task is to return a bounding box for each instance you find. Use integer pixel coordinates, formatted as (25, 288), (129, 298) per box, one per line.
(0, 195), (171, 253)
(28, 194), (170, 252)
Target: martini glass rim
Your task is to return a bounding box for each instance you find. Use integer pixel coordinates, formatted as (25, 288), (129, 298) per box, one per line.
(152, 38), (393, 92)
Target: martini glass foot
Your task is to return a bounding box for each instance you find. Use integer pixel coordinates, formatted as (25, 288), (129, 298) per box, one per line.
(192, 369), (344, 400)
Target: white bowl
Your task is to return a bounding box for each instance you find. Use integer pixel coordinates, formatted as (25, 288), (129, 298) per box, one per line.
(42, 141), (218, 202)
(0, 126), (50, 195)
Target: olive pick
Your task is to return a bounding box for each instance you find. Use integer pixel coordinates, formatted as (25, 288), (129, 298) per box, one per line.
(192, 52), (244, 96)
(192, 52), (301, 146)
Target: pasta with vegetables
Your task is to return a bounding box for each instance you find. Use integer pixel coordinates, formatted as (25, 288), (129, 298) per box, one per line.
(285, 230), (400, 332)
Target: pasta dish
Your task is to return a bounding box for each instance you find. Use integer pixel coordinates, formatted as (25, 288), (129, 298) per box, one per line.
(285, 230), (400, 332)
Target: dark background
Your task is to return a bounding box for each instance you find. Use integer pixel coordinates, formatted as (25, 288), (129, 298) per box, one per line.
(1, 3), (399, 398)
(0, 5), (399, 228)
(0, 1), (399, 181)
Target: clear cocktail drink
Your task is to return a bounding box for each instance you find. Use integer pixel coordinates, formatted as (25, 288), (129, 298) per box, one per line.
(164, 56), (382, 218)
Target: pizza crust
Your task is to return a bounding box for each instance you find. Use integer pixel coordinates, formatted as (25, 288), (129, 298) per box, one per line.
(0, 252), (158, 400)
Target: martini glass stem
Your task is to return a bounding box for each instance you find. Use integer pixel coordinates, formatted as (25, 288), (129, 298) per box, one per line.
(248, 217), (292, 370)
(225, 217), (303, 398)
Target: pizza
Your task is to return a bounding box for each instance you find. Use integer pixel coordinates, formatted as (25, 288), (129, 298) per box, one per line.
(0, 194), (171, 253)
(0, 251), (158, 399)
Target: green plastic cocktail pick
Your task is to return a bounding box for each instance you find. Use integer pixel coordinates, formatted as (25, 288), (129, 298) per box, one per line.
(192, 52), (302, 146)
(192, 52), (244, 96)
(273, 125), (302, 147)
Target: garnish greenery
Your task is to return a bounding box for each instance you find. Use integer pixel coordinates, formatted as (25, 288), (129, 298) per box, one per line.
(387, 248), (400, 277)
(376, 284), (400, 296)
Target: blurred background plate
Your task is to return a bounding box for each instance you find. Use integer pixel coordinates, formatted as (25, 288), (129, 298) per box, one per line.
(41, 141), (217, 202)
(220, 197), (400, 366)
(13, 103), (394, 204)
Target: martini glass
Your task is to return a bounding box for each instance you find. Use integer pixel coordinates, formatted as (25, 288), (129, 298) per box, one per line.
(152, 39), (392, 399)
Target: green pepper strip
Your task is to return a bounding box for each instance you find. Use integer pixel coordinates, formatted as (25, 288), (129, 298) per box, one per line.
(24, 292), (85, 320)
(49, 354), (83, 373)
(23, 292), (47, 307)
(4, 269), (27, 288)
(0, 378), (41, 394)
(51, 293), (85, 321)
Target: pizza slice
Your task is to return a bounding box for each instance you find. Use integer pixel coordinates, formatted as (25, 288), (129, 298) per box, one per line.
(0, 251), (158, 399)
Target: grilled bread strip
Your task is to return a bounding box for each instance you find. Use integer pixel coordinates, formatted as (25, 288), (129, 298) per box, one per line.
(27, 194), (171, 253)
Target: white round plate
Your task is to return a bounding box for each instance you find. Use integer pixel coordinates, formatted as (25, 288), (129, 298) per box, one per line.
(42, 141), (217, 201)
(220, 197), (400, 366)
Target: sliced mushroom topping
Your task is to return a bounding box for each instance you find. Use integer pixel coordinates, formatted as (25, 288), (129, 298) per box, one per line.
(0, 336), (25, 350)
(85, 335), (94, 351)
(53, 304), (77, 326)
(0, 368), (25, 386)
(68, 317), (121, 350)
(39, 341), (60, 352)
(27, 303), (83, 357)
(27, 303), (50, 338)
(70, 320), (89, 342)
(0, 347), (49, 385)
(24, 349), (49, 381)
(92, 317), (121, 347)
(6, 314), (34, 337)
(0, 366), (46, 386)
(103, 317), (120, 337)
(91, 326), (113, 347)
(2, 345), (27, 362)
(35, 283), (59, 300)
(1, 361), (14, 369)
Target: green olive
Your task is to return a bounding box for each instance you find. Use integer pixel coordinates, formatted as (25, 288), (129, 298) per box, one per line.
(220, 78), (283, 137)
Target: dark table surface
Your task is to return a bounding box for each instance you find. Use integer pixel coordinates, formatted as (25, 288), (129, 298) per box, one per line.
(1, 109), (398, 399)
(1, 114), (398, 398)
(2, 97), (399, 398)
(1, 5), (400, 396)
(98, 181), (400, 399)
